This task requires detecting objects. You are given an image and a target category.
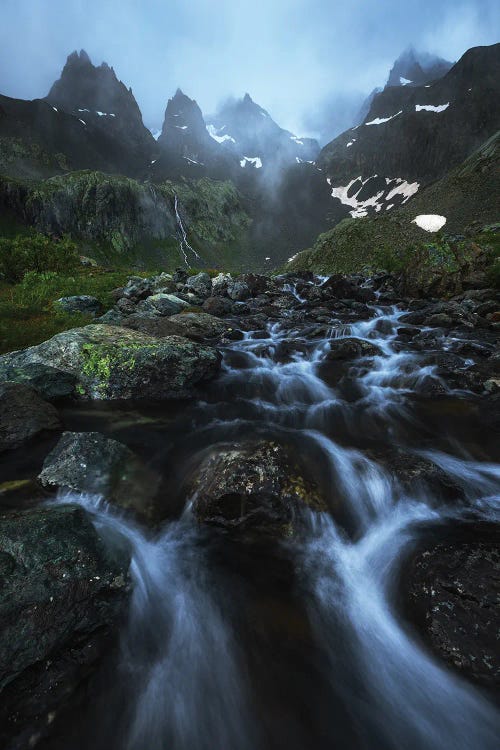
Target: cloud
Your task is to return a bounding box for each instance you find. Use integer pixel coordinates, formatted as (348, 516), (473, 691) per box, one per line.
(0, 0), (498, 139)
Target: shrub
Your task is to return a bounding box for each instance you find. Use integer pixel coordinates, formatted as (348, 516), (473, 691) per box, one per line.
(0, 232), (79, 283)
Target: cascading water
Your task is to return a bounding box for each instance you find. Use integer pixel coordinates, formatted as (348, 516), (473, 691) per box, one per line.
(47, 281), (499, 749)
(174, 194), (201, 266)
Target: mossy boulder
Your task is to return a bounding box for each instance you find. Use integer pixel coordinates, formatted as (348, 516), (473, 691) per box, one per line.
(189, 441), (327, 540)
(0, 324), (221, 400)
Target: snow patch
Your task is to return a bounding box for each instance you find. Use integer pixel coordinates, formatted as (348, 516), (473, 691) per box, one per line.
(52, 106), (58, 112)
(151, 159), (157, 164)
(385, 178), (420, 203)
(265, 257), (271, 261)
(78, 108), (90, 113)
(412, 214), (447, 232)
(175, 125), (188, 130)
(206, 124), (236, 144)
(386, 204), (394, 211)
(240, 156), (262, 169)
(290, 135), (304, 145)
(78, 119), (86, 126)
(328, 175), (385, 218)
(287, 253), (299, 264)
(415, 103), (449, 113)
(346, 138), (356, 148)
(365, 111), (402, 126)
(400, 77), (412, 85)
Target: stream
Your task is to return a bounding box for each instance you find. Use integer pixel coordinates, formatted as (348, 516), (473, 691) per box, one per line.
(41, 282), (499, 750)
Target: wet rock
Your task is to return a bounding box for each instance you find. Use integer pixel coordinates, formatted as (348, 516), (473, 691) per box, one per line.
(39, 431), (159, 519)
(0, 362), (76, 400)
(202, 296), (233, 316)
(227, 280), (251, 301)
(189, 441), (327, 539)
(321, 274), (375, 303)
(0, 504), (130, 749)
(0, 383), (60, 452)
(402, 526), (500, 688)
(325, 338), (383, 361)
(136, 293), (190, 316)
(185, 272), (212, 299)
(54, 295), (101, 317)
(0, 325), (221, 400)
(375, 449), (465, 502)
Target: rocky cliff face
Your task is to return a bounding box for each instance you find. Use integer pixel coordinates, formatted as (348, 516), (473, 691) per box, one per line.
(386, 48), (453, 88)
(45, 49), (155, 173)
(317, 43), (500, 221)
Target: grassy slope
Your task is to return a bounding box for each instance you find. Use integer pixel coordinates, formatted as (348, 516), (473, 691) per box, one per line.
(287, 131), (500, 275)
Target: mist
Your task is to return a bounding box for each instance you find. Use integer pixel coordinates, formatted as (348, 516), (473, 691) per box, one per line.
(0, 0), (499, 140)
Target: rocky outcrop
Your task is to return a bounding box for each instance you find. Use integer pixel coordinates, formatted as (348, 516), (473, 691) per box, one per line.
(0, 324), (221, 400)
(189, 441), (327, 539)
(39, 432), (160, 520)
(0, 382), (60, 452)
(0, 504), (130, 749)
(402, 526), (500, 688)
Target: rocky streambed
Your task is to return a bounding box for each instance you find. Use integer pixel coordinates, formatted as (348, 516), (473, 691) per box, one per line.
(0, 268), (499, 749)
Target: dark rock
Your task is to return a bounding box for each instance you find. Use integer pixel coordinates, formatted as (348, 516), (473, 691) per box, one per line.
(326, 337), (383, 361)
(54, 295), (101, 316)
(0, 325), (221, 400)
(0, 363), (76, 400)
(322, 275), (375, 303)
(202, 296), (233, 316)
(39, 432), (159, 519)
(165, 312), (235, 341)
(189, 441), (327, 539)
(0, 504), (130, 749)
(239, 274), (270, 296)
(0, 383), (60, 452)
(402, 526), (500, 688)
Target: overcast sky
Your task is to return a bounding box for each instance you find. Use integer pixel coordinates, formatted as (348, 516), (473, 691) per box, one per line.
(0, 0), (498, 137)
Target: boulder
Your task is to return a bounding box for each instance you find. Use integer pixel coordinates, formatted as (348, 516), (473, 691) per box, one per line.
(0, 505), (129, 749)
(54, 295), (101, 316)
(39, 432), (160, 520)
(402, 527), (500, 688)
(227, 280), (251, 301)
(202, 296), (233, 317)
(136, 293), (190, 317)
(185, 272), (212, 298)
(0, 383), (60, 452)
(321, 275), (375, 303)
(0, 362), (76, 400)
(211, 272), (232, 296)
(0, 325), (221, 400)
(189, 441), (327, 539)
(326, 338), (383, 361)
(165, 312), (235, 341)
